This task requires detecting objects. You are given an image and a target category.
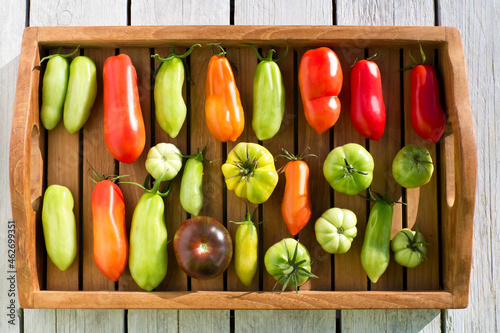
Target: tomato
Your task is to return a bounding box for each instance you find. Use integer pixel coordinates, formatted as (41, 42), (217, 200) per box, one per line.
(145, 143), (183, 181)
(323, 143), (374, 195)
(264, 238), (316, 292)
(153, 44), (200, 138)
(350, 58), (385, 141)
(222, 142), (278, 204)
(391, 228), (428, 268)
(128, 176), (170, 291)
(314, 207), (357, 254)
(361, 191), (404, 283)
(174, 216), (232, 280)
(180, 146), (207, 216)
(405, 44), (446, 143)
(103, 54), (146, 164)
(250, 45), (286, 141)
(392, 144), (434, 188)
(278, 149), (313, 236)
(299, 47), (343, 134)
(63, 56), (97, 134)
(205, 44), (244, 142)
(41, 185), (77, 271)
(91, 174), (128, 282)
(231, 208), (258, 286)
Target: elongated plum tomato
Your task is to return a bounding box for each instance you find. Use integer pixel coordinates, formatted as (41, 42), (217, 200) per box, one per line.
(103, 54), (146, 164)
(174, 216), (233, 280)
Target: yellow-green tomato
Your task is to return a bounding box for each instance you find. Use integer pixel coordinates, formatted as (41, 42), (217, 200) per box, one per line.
(41, 185), (77, 271)
(391, 228), (427, 268)
(314, 208), (357, 254)
(145, 143), (182, 181)
(233, 215), (258, 286)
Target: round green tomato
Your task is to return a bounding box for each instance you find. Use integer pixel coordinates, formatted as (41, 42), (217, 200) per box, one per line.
(391, 228), (427, 268)
(264, 238), (315, 292)
(392, 144), (434, 188)
(222, 142), (278, 204)
(315, 208), (357, 254)
(145, 143), (182, 181)
(323, 143), (374, 195)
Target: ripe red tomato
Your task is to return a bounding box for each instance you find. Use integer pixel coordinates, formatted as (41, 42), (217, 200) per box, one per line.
(173, 216), (233, 280)
(350, 59), (386, 141)
(103, 54), (146, 164)
(411, 64), (446, 143)
(298, 47), (343, 134)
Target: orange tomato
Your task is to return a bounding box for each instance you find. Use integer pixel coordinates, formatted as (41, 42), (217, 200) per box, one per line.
(205, 51), (244, 142)
(281, 160), (312, 236)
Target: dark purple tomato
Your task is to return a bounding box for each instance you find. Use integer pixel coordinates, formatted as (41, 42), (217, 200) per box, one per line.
(173, 216), (233, 280)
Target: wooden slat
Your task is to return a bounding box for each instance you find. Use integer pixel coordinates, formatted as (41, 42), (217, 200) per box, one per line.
(45, 49), (80, 292)
(23, 309), (55, 333)
(188, 46), (224, 291)
(226, 46), (259, 291)
(403, 46), (440, 291)
(116, 47), (152, 292)
(296, 47), (332, 292)
(332, 46), (368, 291)
(368, 47), (403, 292)
(128, 310), (178, 332)
(179, 310), (229, 333)
(55, 309), (125, 332)
(342, 309), (441, 332)
(235, 309), (336, 331)
(82, 48), (116, 292)
(154, 46), (189, 292)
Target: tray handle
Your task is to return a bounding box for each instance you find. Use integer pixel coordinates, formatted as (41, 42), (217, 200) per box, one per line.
(9, 27), (42, 308)
(443, 27), (477, 308)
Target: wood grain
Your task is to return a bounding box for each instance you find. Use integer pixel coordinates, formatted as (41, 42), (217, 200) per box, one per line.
(128, 309), (178, 332)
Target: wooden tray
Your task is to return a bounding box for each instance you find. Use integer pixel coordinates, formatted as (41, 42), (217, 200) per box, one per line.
(10, 26), (476, 309)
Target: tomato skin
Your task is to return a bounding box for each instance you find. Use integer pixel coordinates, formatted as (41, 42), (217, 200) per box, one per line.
(174, 216), (233, 280)
(392, 144), (434, 188)
(299, 47), (343, 134)
(92, 180), (128, 282)
(350, 60), (386, 141)
(282, 160), (312, 236)
(391, 228), (427, 268)
(411, 64), (446, 143)
(205, 55), (245, 142)
(103, 54), (146, 164)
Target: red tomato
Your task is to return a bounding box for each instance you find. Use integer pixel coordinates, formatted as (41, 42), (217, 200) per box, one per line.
(411, 64), (446, 143)
(103, 54), (146, 164)
(173, 216), (233, 280)
(298, 47), (343, 134)
(350, 59), (386, 141)
(92, 180), (128, 281)
(282, 160), (312, 236)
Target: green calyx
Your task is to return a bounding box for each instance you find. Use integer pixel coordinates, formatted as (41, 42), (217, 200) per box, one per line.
(402, 228), (430, 260)
(178, 142), (212, 163)
(401, 41), (435, 71)
(121, 172), (173, 198)
(151, 43), (201, 62)
(245, 41), (289, 62)
(87, 161), (131, 184)
(276, 147), (316, 162)
(208, 43), (228, 57)
(273, 240), (318, 293)
(337, 158), (368, 181)
(230, 204), (262, 239)
(362, 188), (407, 207)
(40, 45), (80, 65)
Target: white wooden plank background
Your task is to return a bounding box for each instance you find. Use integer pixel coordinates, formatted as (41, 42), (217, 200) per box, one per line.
(1, 0), (498, 332)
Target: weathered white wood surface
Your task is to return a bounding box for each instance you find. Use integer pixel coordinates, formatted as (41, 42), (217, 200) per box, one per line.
(1, 0), (498, 332)
(439, 0), (499, 331)
(0, 0), (26, 332)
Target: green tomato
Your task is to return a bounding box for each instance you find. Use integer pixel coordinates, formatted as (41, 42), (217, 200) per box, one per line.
(41, 185), (77, 271)
(392, 144), (434, 188)
(145, 143), (182, 181)
(391, 228), (428, 268)
(40, 55), (69, 130)
(314, 208), (357, 254)
(180, 151), (204, 216)
(232, 211), (258, 287)
(222, 142), (278, 204)
(323, 143), (374, 195)
(63, 56), (97, 134)
(264, 238), (316, 292)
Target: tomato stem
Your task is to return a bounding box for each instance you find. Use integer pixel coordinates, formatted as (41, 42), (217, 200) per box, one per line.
(39, 45), (80, 65)
(208, 43), (227, 57)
